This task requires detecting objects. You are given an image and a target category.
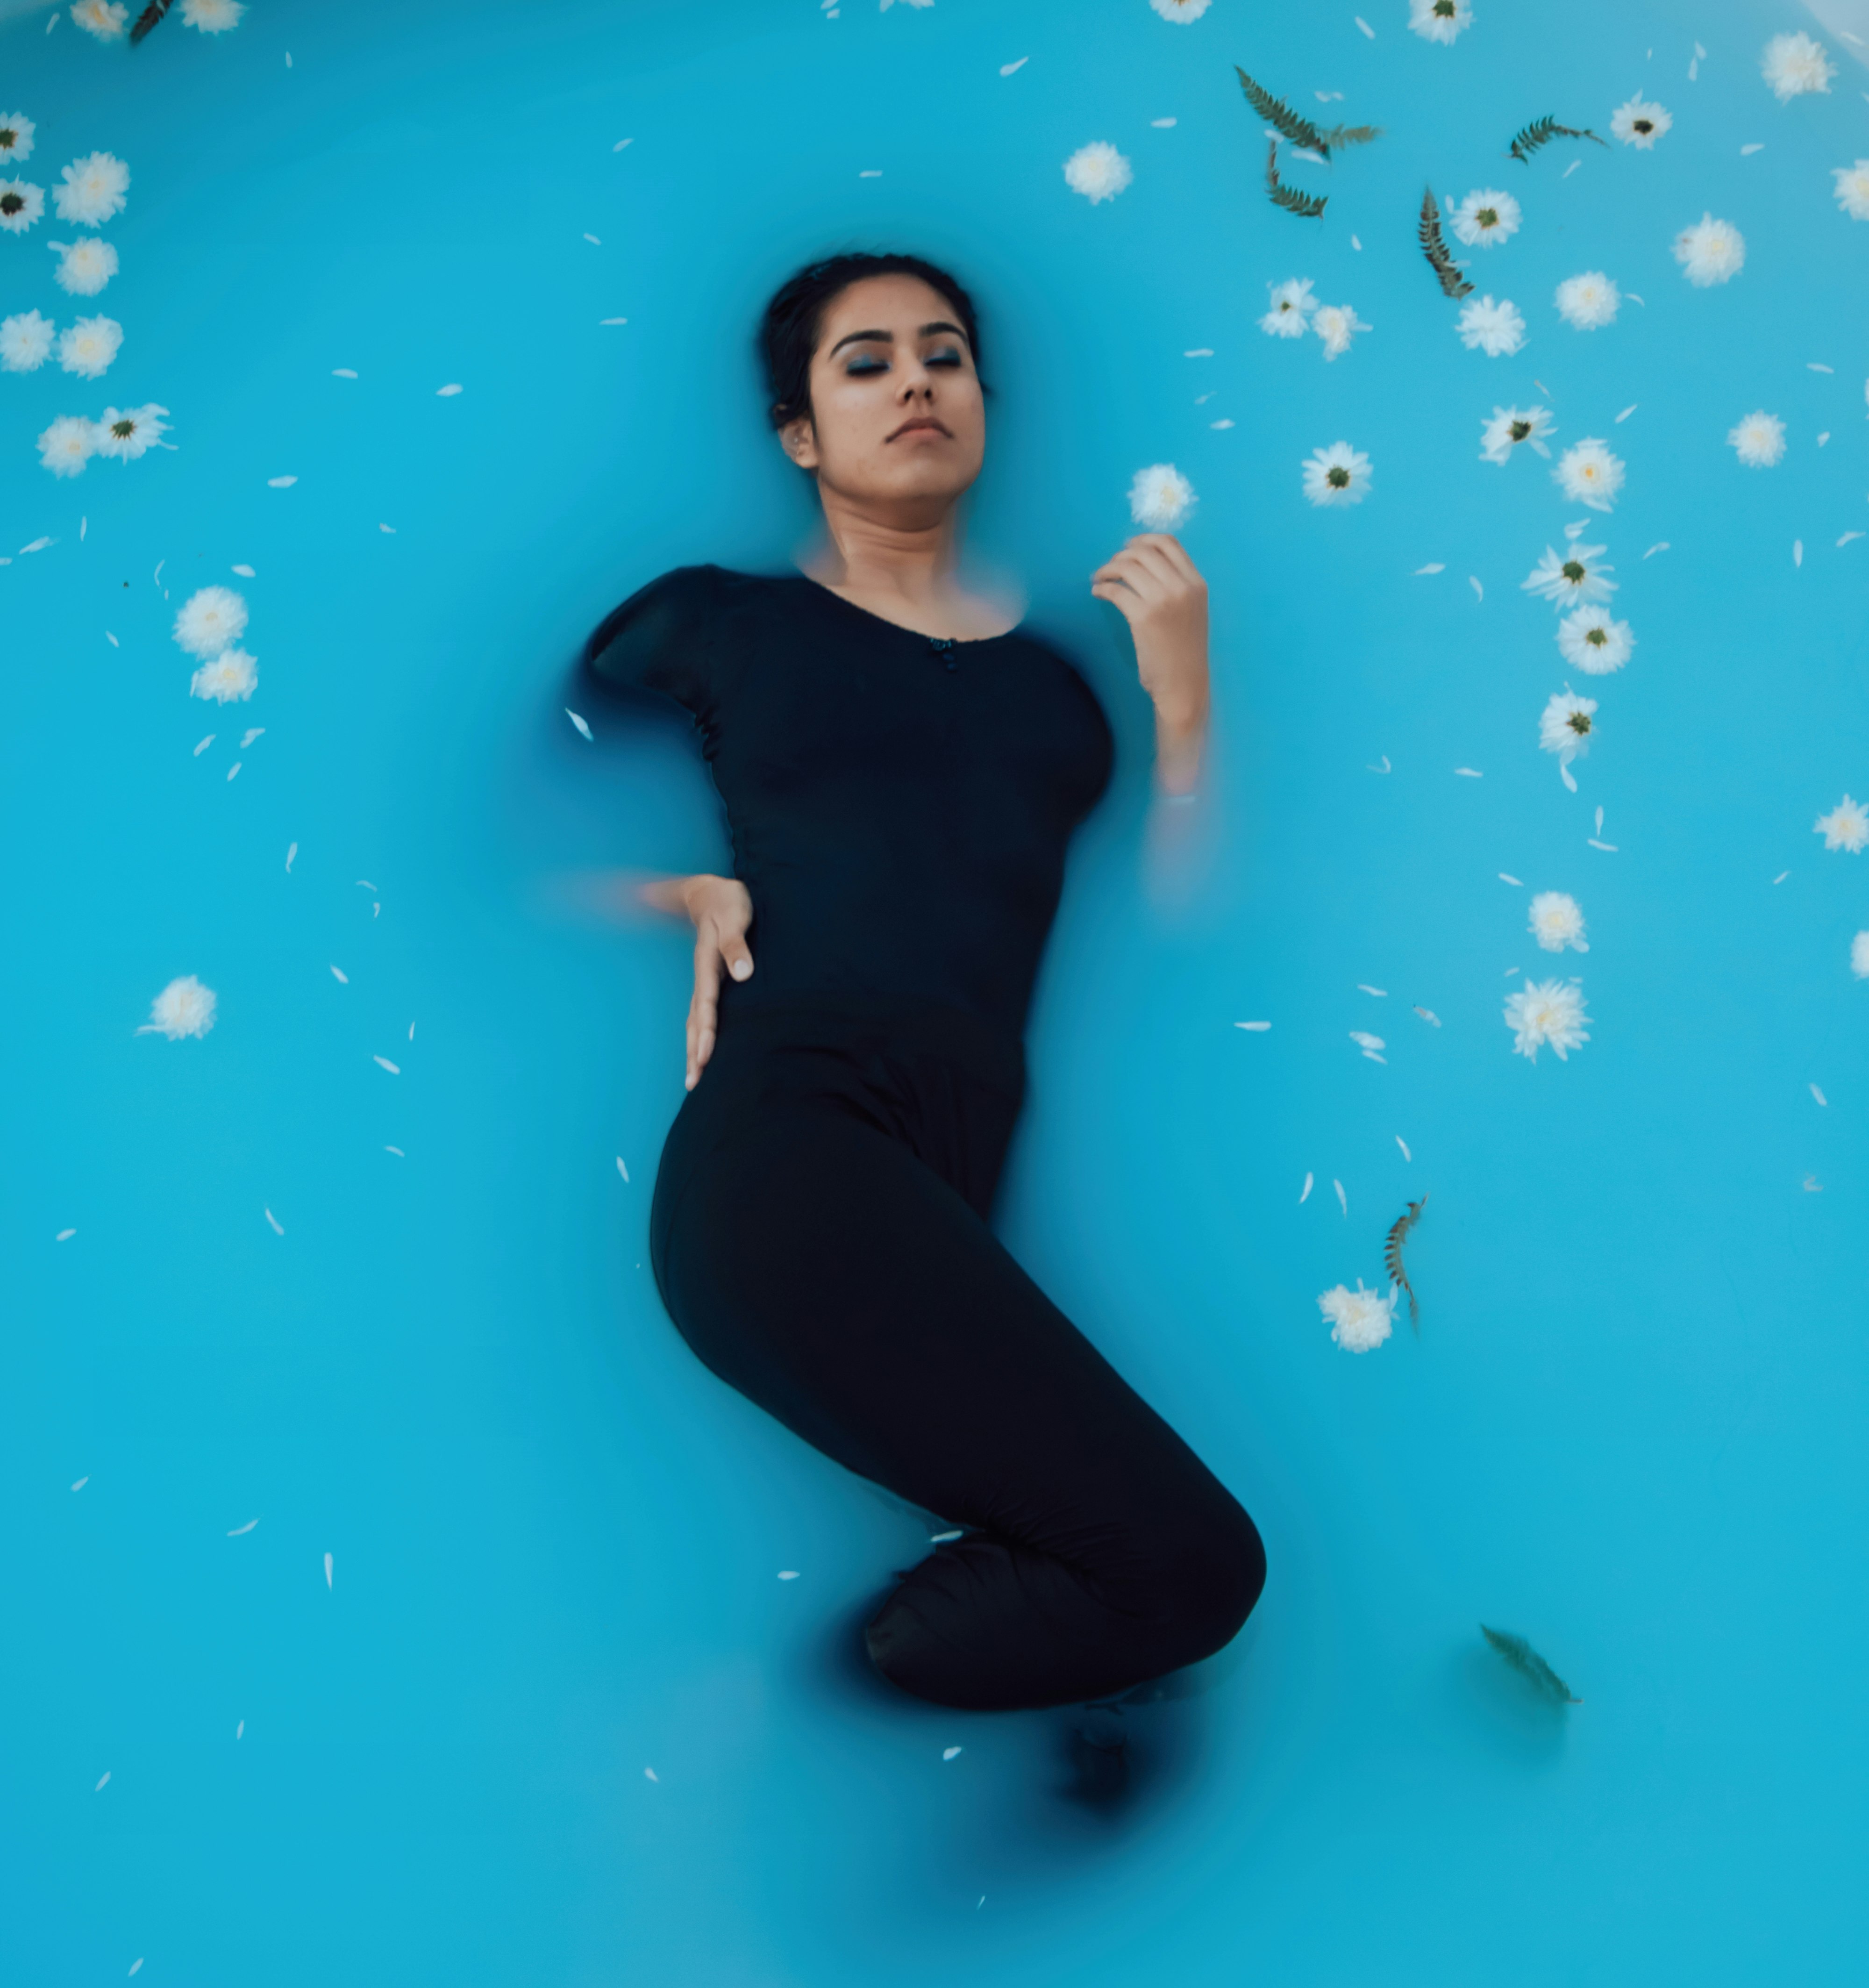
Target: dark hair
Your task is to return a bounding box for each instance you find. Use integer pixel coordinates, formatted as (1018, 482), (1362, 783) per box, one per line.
(757, 250), (984, 431)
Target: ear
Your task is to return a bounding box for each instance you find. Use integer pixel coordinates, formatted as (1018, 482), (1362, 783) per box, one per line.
(778, 413), (819, 472)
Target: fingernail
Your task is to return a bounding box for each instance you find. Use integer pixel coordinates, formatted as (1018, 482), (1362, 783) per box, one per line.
(731, 959), (750, 980)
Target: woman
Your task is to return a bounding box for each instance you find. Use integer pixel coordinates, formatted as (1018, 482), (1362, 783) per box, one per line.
(580, 251), (1265, 1742)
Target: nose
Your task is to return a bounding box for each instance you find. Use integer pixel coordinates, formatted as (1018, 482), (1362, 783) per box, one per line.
(896, 354), (936, 403)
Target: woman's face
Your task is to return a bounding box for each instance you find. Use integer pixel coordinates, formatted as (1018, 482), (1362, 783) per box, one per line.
(779, 274), (986, 521)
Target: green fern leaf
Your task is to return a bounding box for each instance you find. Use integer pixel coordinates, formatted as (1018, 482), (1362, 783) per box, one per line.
(1418, 186), (1473, 299)
(1317, 121), (1383, 152)
(1264, 140), (1327, 219)
(1384, 1191), (1428, 1331)
(1481, 1625), (1582, 1705)
(1509, 114), (1608, 162)
(1235, 67), (1327, 151)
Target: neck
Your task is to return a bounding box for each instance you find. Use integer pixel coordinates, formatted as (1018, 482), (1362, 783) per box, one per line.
(812, 484), (962, 608)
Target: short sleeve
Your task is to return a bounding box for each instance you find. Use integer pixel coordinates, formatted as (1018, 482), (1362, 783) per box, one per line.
(580, 564), (725, 716)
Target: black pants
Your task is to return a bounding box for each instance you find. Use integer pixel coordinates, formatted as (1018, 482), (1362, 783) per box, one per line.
(648, 993), (1266, 1713)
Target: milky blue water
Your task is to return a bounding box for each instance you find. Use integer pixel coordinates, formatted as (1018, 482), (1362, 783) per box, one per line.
(5, 0), (1867, 1979)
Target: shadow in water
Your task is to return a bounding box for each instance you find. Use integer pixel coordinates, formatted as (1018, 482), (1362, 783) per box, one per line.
(1449, 1641), (1574, 1769)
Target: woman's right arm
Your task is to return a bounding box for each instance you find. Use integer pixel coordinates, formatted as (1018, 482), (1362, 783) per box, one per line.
(639, 872), (754, 1090)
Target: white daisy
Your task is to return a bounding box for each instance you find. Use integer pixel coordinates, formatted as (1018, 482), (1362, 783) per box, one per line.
(1529, 890), (1588, 952)
(1148, 0), (1210, 20)
(1317, 1280), (1396, 1353)
(1312, 302), (1370, 361)
(1554, 437), (1624, 512)
(139, 973), (216, 1039)
(0, 308), (56, 372)
(53, 151), (129, 227)
(70, 0), (128, 39)
(0, 112), (36, 164)
(1852, 931), (1869, 980)
(1610, 95), (1670, 148)
(1672, 213), (1745, 286)
(1063, 142), (1133, 204)
(1539, 688), (1598, 765)
(1815, 795), (1869, 852)
(37, 413), (97, 477)
(1761, 31), (1835, 102)
(1504, 977), (1590, 1062)
(1554, 270), (1619, 329)
(1302, 440), (1372, 507)
(191, 648), (258, 703)
(1480, 404), (1555, 464)
(1451, 188), (1521, 248)
(1834, 162), (1869, 222)
(50, 236), (118, 294)
(181, 0), (247, 28)
(56, 313), (121, 379)
(1455, 294), (1526, 358)
(1408, 0), (1471, 46)
(1727, 410), (1785, 467)
(1260, 277), (1317, 338)
(0, 178), (44, 233)
(1128, 463), (1195, 529)
(173, 585), (250, 658)
(95, 401), (171, 460)
(1522, 541), (1616, 610)
(1556, 606), (1634, 674)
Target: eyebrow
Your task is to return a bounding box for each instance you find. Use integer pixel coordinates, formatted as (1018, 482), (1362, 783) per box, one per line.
(827, 320), (970, 357)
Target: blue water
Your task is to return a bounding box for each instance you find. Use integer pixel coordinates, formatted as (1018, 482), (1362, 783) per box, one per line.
(5, 0), (1867, 1978)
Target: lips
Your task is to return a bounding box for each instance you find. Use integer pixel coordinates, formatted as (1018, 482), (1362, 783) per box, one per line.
(888, 417), (951, 441)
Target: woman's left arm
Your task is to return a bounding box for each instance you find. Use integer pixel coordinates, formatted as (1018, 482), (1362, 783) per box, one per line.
(1090, 533), (1210, 797)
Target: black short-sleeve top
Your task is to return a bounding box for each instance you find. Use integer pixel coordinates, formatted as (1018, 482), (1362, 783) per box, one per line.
(580, 564), (1115, 1042)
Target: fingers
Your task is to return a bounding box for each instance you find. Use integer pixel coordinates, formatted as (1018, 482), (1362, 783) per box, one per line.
(1126, 532), (1205, 586)
(686, 929), (721, 1089)
(1091, 550), (1170, 610)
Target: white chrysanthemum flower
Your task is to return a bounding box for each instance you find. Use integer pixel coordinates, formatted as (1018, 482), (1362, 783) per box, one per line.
(70, 0), (128, 39)
(1302, 440), (1372, 508)
(1672, 213), (1744, 286)
(191, 647), (258, 703)
(1455, 294), (1526, 357)
(1312, 302), (1370, 361)
(0, 112), (36, 164)
(140, 973), (216, 1039)
(0, 176), (45, 234)
(1522, 541), (1616, 610)
(1727, 410), (1785, 467)
(1852, 931), (1869, 980)
(1556, 605), (1634, 674)
(1260, 277), (1317, 338)
(1554, 437), (1624, 512)
(56, 312), (121, 379)
(53, 151), (129, 227)
(0, 307), (55, 372)
(1762, 30), (1836, 101)
(1452, 188), (1521, 248)
(1554, 270), (1619, 329)
(173, 584), (250, 658)
(1815, 795), (1869, 852)
(1611, 95), (1670, 148)
(1063, 142), (1133, 204)
(1318, 1280), (1396, 1353)
(1504, 977), (1591, 1063)
(95, 401), (171, 460)
(1529, 890), (1588, 953)
(181, 0), (247, 29)
(1408, 0), (1471, 45)
(1834, 162), (1869, 222)
(37, 413), (98, 477)
(1539, 688), (1597, 765)
(1149, 0), (1210, 20)
(1129, 463), (1195, 529)
(50, 236), (118, 294)
(1480, 404), (1555, 464)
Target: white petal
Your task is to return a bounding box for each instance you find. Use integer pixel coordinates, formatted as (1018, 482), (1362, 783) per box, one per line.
(264, 1207), (283, 1234)
(265, 474), (297, 487)
(374, 1055), (401, 1073)
(227, 1518), (258, 1536)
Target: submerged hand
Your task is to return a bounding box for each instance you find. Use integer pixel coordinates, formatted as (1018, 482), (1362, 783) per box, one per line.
(1090, 533), (1211, 793)
(641, 872), (754, 1088)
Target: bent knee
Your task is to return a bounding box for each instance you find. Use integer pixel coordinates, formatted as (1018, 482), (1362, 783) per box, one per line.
(1152, 1492), (1266, 1660)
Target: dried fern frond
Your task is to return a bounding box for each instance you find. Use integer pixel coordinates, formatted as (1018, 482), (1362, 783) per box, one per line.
(1508, 114), (1608, 162)
(1384, 1190), (1429, 1330)
(1316, 120), (1383, 152)
(1265, 140), (1327, 220)
(1481, 1625), (1582, 1705)
(1236, 67), (1327, 151)
(129, 0), (175, 44)
(1419, 186), (1474, 298)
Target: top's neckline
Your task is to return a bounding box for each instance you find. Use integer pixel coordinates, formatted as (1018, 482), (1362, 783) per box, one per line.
(785, 571), (1026, 647)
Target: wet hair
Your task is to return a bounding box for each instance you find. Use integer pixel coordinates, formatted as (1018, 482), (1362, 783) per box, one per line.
(758, 250), (984, 431)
